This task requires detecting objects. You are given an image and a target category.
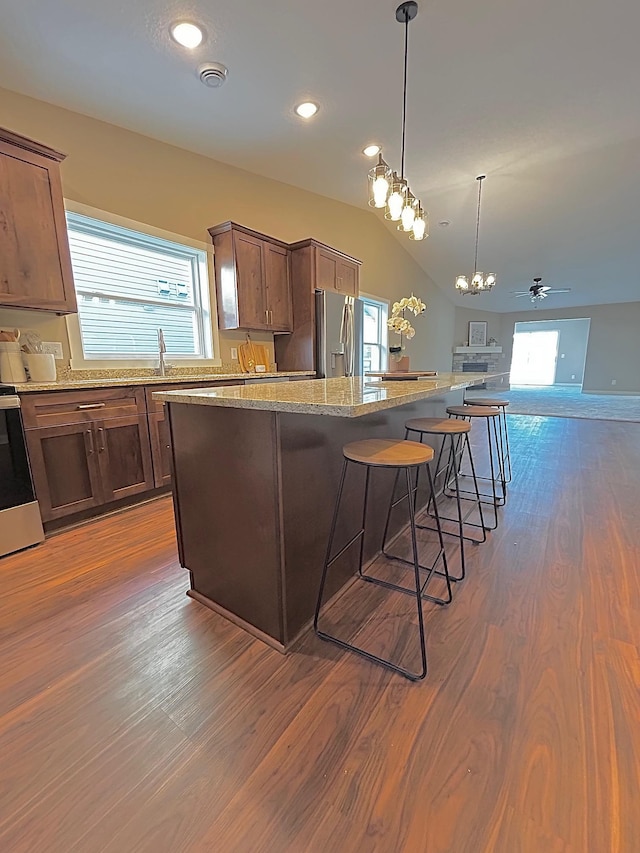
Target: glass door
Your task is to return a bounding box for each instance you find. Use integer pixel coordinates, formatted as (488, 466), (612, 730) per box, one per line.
(510, 330), (560, 385)
(0, 399), (36, 511)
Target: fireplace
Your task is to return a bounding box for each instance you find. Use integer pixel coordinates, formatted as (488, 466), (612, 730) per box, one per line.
(462, 361), (488, 389)
(451, 346), (508, 391)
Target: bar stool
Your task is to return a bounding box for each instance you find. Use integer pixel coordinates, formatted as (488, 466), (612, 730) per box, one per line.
(464, 396), (512, 483)
(314, 438), (451, 681)
(403, 417), (486, 582)
(445, 405), (505, 526)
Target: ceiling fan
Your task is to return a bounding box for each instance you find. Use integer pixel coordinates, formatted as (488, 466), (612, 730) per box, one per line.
(511, 277), (571, 303)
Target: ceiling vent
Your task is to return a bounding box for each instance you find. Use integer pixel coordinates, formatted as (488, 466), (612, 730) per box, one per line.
(198, 63), (228, 88)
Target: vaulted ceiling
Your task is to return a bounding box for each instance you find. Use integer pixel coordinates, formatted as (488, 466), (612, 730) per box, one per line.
(1, 0), (639, 312)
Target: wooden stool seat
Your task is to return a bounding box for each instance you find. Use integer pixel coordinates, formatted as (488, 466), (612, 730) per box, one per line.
(464, 397), (510, 408)
(446, 405), (500, 418)
(343, 438), (434, 467)
(405, 417), (471, 435)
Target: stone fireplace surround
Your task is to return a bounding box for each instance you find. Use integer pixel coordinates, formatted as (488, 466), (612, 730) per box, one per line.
(452, 346), (509, 391)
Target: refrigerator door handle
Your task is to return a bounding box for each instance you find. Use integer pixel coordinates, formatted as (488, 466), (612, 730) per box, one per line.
(343, 299), (354, 376)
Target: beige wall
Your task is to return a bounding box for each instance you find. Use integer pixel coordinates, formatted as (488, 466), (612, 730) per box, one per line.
(498, 302), (640, 393)
(0, 86), (454, 370)
(453, 306), (503, 348)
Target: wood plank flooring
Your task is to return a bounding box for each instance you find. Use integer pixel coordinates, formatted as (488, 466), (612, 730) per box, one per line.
(0, 415), (639, 852)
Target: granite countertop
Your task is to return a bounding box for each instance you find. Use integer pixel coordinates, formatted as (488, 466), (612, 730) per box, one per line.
(13, 371), (315, 393)
(155, 373), (505, 418)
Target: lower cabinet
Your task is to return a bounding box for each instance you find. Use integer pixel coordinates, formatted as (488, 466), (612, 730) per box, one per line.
(148, 409), (172, 489)
(26, 422), (104, 521)
(26, 414), (154, 522)
(23, 379), (246, 525)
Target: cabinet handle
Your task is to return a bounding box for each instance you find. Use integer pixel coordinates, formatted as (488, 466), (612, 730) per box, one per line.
(336, 277), (342, 291)
(265, 309), (269, 322)
(269, 309), (273, 325)
(98, 427), (106, 452)
(77, 402), (106, 410)
(86, 429), (95, 455)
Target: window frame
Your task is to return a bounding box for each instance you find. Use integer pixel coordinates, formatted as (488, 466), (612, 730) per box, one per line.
(361, 293), (389, 374)
(64, 200), (221, 369)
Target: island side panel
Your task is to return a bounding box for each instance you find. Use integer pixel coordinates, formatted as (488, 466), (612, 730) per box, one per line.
(278, 390), (462, 643)
(168, 403), (285, 644)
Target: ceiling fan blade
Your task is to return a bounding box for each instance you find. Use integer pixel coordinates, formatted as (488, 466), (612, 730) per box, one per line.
(538, 286), (551, 292)
(512, 292), (529, 296)
(548, 288), (572, 294)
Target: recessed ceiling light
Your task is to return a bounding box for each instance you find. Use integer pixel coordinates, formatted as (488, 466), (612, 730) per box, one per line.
(363, 144), (381, 157)
(295, 101), (319, 119)
(170, 22), (204, 49)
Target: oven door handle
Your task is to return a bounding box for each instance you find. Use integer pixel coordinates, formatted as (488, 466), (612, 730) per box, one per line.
(0, 396), (20, 410)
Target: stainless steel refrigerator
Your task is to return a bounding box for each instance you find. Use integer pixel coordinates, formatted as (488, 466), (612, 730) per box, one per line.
(315, 290), (364, 378)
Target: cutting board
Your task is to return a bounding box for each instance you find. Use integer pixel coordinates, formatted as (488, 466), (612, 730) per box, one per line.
(366, 371), (438, 381)
(238, 338), (270, 373)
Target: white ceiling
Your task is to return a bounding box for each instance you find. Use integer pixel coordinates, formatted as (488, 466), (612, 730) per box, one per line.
(1, 0), (639, 312)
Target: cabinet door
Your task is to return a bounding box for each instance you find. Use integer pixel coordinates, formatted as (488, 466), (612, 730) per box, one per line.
(264, 243), (293, 332)
(148, 408), (172, 488)
(96, 415), (155, 503)
(0, 142), (77, 313)
(234, 232), (269, 330)
(25, 423), (103, 521)
(315, 247), (339, 292)
(336, 259), (359, 296)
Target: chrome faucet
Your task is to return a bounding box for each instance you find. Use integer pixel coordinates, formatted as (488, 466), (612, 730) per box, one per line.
(155, 328), (169, 376)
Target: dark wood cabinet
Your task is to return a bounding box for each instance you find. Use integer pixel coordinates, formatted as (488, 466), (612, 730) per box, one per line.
(274, 239), (362, 372)
(26, 422), (103, 521)
(209, 222), (292, 333)
(145, 379), (244, 489)
(96, 415), (154, 502)
(315, 245), (359, 296)
(0, 127), (77, 314)
(264, 242), (293, 331)
(148, 410), (172, 488)
(23, 386), (152, 522)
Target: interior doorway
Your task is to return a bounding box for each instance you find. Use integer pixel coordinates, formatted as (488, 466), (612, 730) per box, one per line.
(510, 330), (559, 385)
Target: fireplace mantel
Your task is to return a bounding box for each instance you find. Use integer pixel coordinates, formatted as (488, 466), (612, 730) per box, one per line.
(454, 346), (502, 354)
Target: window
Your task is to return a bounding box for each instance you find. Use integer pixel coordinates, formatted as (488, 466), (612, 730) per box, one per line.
(362, 295), (389, 373)
(66, 211), (213, 361)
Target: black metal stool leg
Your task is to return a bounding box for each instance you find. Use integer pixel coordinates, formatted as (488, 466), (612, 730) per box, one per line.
(315, 459), (428, 681)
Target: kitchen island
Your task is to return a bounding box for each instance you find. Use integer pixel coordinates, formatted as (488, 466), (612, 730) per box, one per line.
(155, 373), (504, 651)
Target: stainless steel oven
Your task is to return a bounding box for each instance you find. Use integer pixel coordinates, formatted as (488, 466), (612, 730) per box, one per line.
(0, 385), (44, 557)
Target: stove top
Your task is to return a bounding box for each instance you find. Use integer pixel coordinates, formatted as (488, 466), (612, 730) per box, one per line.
(0, 383), (18, 394)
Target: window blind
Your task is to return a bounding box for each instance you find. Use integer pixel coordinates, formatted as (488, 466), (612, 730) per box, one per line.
(66, 213), (211, 359)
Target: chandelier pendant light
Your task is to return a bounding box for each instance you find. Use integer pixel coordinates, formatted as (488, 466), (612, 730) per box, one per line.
(455, 175), (496, 295)
(367, 1), (428, 242)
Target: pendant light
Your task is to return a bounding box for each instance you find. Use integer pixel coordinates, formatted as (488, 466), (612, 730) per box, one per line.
(455, 175), (496, 295)
(367, 2), (428, 241)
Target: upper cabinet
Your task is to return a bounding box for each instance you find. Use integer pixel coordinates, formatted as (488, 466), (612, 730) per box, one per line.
(0, 127), (77, 314)
(209, 222), (293, 333)
(313, 243), (360, 296)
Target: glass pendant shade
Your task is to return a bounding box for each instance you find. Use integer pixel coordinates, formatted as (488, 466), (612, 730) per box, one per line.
(455, 275), (469, 292)
(485, 273), (496, 288)
(366, 4), (429, 240)
(368, 155), (391, 208)
(410, 205), (427, 240)
(386, 175), (406, 221)
(400, 192), (417, 231)
(454, 175), (496, 295)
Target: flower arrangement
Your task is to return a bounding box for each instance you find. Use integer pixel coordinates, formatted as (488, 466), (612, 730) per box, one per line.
(388, 294), (426, 343)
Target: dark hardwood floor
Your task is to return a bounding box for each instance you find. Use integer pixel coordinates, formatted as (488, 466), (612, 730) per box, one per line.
(0, 415), (639, 852)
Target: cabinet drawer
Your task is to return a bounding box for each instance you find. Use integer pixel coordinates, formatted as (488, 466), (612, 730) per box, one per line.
(145, 380), (244, 414)
(21, 387), (145, 429)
